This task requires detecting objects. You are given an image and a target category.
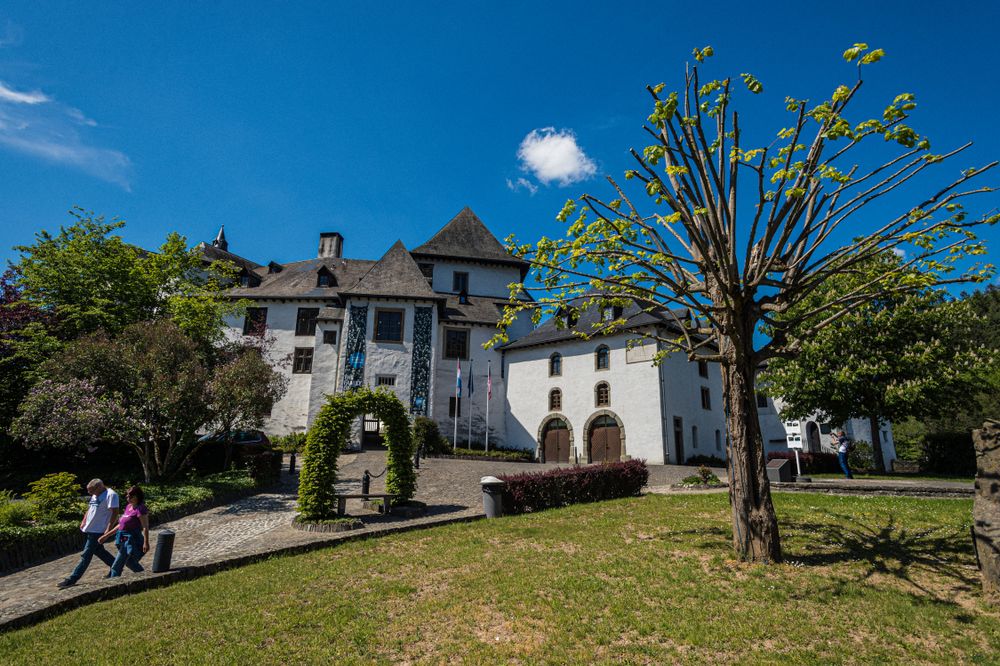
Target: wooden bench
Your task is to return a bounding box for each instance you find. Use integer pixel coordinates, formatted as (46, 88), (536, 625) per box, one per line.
(336, 493), (397, 516)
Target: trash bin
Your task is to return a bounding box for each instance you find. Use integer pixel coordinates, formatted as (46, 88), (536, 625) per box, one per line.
(152, 529), (176, 573)
(480, 476), (505, 518)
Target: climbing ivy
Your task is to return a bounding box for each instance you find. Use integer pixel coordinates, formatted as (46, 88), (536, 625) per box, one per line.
(298, 387), (416, 520)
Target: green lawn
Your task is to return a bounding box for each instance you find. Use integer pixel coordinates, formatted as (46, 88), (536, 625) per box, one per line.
(1, 493), (996, 665)
(810, 473), (974, 484)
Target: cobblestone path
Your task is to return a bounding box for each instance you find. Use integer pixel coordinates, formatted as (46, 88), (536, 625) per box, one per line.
(0, 453), (713, 630)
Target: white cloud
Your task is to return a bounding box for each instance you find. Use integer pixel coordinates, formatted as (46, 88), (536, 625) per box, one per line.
(506, 177), (538, 195)
(892, 247), (906, 259)
(516, 127), (596, 187)
(0, 81), (49, 105)
(0, 82), (130, 188)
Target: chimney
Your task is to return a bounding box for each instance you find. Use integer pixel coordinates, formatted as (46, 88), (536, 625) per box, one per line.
(318, 232), (343, 259)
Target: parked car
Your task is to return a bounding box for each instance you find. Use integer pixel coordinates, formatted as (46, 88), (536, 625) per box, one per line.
(191, 430), (275, 476)
(197, 430), (272, 448)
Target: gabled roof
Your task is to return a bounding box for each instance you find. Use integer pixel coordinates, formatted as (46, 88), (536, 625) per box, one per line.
(501, 299), (692, 350)
(341, 240), (443, 302)
(199, 243), (262, 274)
(226, 257), (375, 299)
(412, 207), (529, 274)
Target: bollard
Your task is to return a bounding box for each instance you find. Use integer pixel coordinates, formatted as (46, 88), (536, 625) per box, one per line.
(480, 476), (505, 518)
(152, 529), (176, 573)
(289, 452), (296, 474)
(362, 470), (371, 495)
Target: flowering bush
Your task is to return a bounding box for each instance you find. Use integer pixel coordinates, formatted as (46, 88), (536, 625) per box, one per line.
(12, 379), (138, 452)
(499, 460), (648, 515)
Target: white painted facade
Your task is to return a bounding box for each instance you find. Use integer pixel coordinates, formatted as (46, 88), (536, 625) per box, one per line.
(504, 332), (728, 464)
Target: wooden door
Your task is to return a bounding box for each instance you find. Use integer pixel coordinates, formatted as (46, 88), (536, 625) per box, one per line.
(590, 424), (620, 463)
(544, 427), (570, 463)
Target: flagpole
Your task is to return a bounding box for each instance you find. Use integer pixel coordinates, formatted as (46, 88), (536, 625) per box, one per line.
(467, 359), (474, 449)
(485, 360), (491, 452)
(453, 359), (460, 450)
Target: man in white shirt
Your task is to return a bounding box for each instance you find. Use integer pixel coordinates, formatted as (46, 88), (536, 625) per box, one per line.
(57, 479), (119, 588)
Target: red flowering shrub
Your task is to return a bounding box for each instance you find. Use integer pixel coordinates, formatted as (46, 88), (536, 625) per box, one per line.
(499, 459), (648, 514)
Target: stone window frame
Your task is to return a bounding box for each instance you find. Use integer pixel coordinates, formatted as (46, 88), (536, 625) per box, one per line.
(698, 359), (709, 378)
(595, 344), (610, 371)
(375, 375), (396, 387)
(373, 308), (405, 343)
(700, 386), (712, 410)
(595, 381), (610, 407)
(323, 329), (338, 345)
(549, 352), (562, 377)
(243, 307), (267, 336)
(549, 388), (562, 412)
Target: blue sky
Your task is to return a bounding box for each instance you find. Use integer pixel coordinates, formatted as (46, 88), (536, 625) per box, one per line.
(0, 1), (998, 286)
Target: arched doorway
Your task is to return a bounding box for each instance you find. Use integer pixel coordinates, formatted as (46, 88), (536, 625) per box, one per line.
(541, 418), (571, 463)
(806, 421), (821, 453)
(589, 415), (622, 463)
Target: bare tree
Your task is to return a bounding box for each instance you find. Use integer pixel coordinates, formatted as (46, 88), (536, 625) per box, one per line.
(492, 44), (998, 562)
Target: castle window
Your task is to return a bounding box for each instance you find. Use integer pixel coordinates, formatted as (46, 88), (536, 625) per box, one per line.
(418, 263), (435, 284)
(595, 382), (610, 407)
(698, 360), (709, 378)
(374, 309), (404, 342)
(449, 396), (462, 418)
(295, 308), (320, 337)
(715, 429), (722, 451)
(444, 328), (469, 359)
(452, 271), (469, 294)
(549, 353), (562, 377)
(323, 330), (338, 345)
(375, 375), (396, 387)
(701, 387), (712, 410)
(756, 392), (768, 408)
(292, 348), (313, 374)
(595, 345), (610, 371)
(317, 268), (336, 288)
(692, 425), (699, 449)
(243, 307), (267, 336)
(549, 388), (562, 412)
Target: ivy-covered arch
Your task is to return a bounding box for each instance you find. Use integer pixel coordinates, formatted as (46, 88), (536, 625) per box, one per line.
(298, 387), (416, 520)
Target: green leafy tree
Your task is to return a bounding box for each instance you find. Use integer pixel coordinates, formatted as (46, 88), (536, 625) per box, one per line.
(760, 251), (993, 472)
(13, 320), (285, 481)
(494, 45), (997, 562)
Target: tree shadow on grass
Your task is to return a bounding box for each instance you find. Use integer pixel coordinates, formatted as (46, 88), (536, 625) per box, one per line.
(786, 510), (979, 604)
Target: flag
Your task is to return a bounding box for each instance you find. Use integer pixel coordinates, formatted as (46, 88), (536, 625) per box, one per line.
(487, 361), (492, 400)
(455, 358), (462, 397)
(468, 359), (475, 397)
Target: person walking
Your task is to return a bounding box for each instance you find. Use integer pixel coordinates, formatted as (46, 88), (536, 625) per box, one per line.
(834, 429), (854, 479)
(100, 485), (149, 578)
(57, 479), (120, 589)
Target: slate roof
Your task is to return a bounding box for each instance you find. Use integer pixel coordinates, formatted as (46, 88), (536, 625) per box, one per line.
(501, 300), (692, 350)
(440, 294), (532, 326)
(412, 207), (529, 274)
(199, 243), (262, 274)
(340, 240), (444, 302)
(226, 257), (376, 299)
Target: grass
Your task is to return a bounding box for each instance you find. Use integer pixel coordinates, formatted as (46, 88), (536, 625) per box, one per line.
(811, 473), (974, 484)
(1, 492), (997, 664)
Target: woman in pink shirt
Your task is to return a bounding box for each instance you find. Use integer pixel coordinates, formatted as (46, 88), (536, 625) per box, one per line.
(99, 485), (150, 577)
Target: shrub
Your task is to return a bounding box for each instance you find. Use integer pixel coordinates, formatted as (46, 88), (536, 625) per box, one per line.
(242, 450), (283, 484)
(413, 417), (449, 455)
(270, 432), (307, 454)
(921, 431), (976, 476)
(24, 472), (83, 524)
(0, 491), (33, 528)
(681, 466), (723, 486)
(848, 440), (875, 472)
(499, 460), (648, 515)
(448, 447), (533, 462)
(685, 455), (726, 467)
(767, 451), (841, 474)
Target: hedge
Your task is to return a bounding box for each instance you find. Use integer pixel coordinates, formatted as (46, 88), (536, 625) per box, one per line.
(767, 451), (842, 474)
(499, 460), (648, 515)
(428, 447), (534, 463)
(0, 470), (259, 574)
(299, 388), (416, 520)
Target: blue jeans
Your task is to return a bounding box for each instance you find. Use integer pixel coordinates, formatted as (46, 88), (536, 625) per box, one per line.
(109, 530), (145, 577)
(67, 533), (116, 583)
(838, 451), (854, 479)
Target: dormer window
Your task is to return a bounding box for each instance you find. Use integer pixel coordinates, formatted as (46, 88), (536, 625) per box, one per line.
(452, 271), (469, 294)
(317, 267), (336, 288)
(238, 271), (259, 288)
(267, 261), (283, 274)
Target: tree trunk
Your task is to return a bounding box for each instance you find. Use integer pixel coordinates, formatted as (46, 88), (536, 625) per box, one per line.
(973, 420), (1000, 602)
(722, 355), (782, 563)
(869, 415), (886, 473)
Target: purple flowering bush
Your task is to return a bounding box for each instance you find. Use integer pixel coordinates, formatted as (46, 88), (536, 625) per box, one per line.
(499, 460), (649, 514)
